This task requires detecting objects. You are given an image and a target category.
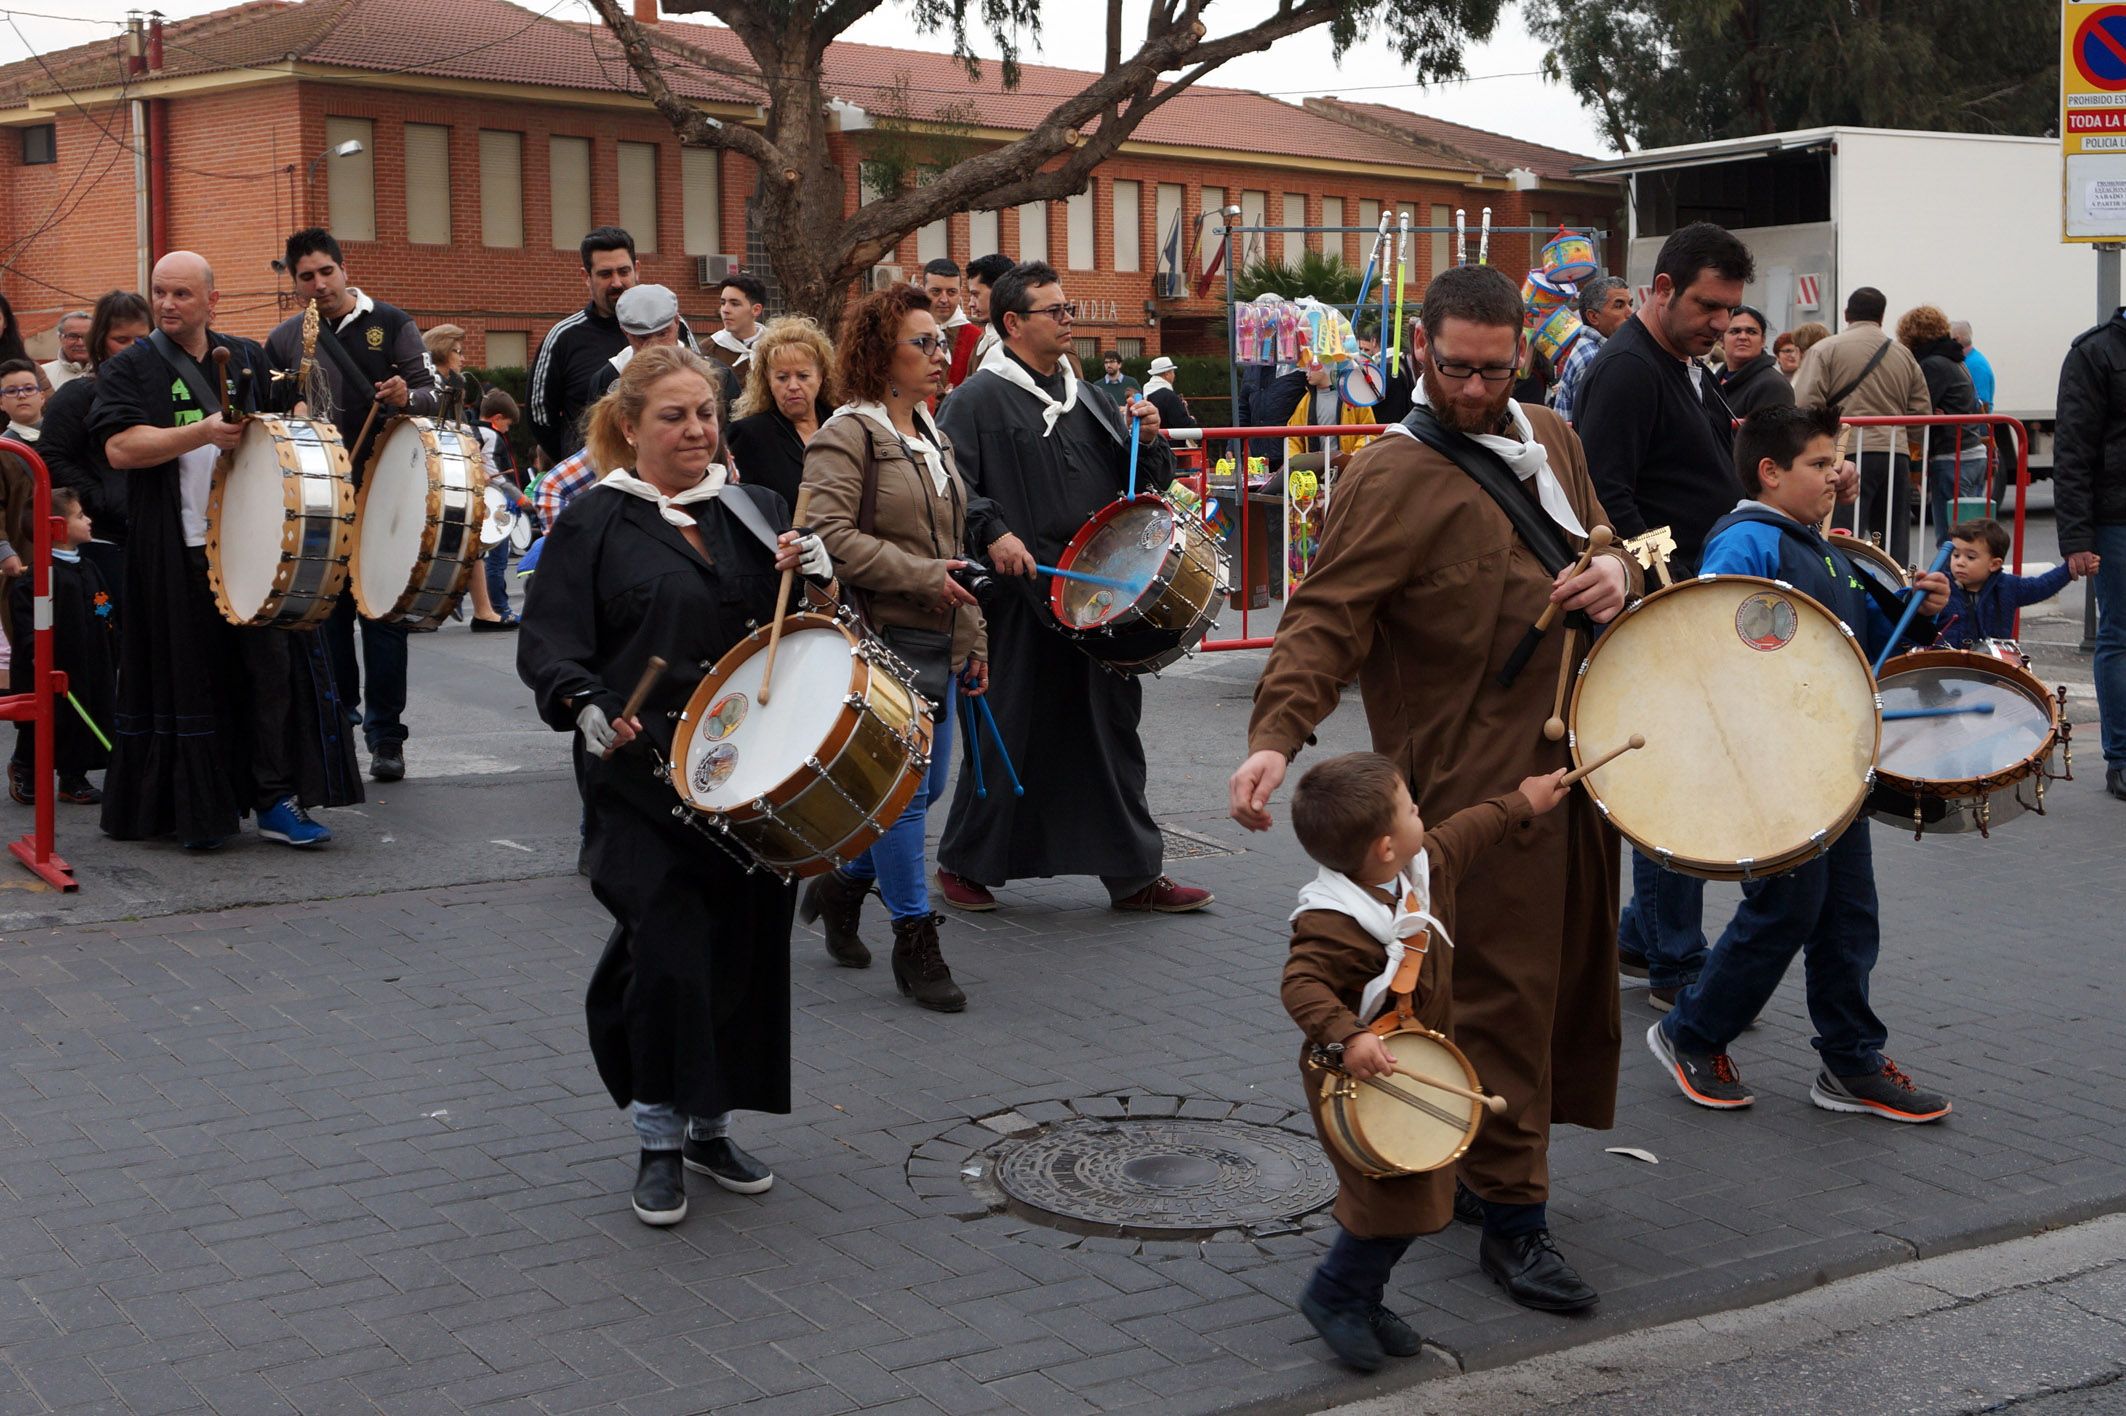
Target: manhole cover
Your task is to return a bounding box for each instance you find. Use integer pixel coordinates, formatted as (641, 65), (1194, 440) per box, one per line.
(990, 1116), (1336, 1239)
(1159, 824), (1243, 860)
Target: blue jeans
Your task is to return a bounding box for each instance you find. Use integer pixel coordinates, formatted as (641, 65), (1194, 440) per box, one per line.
(2096, 524), (2126, 770)
(844, 681), (956, 919)
(631, 1103), (730, 1151)
(1617, 849), (1708, 989)
(1662, 824), (1887, 1078)
(1927, 449), (1992, 544)
(323, 593), (410, 748)
(486, 545), (513, 617)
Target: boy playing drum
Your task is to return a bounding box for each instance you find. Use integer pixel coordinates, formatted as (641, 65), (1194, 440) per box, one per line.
(1281, 752), (1565, 1371)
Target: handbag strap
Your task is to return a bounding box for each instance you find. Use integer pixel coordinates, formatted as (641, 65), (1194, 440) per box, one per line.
(1824, 336), (1894, 411)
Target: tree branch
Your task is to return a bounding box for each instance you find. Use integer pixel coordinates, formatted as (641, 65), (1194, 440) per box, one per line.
(580, 0), (785, 168)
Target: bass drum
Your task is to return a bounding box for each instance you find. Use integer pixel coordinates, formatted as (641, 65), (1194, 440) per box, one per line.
(1570, 576), (1880, 880)
(353, 417), (485, 629)
(1049, 493), (1229, 674)
(205, 414), (354, 628)
(1314, 1026), (1485, 1177)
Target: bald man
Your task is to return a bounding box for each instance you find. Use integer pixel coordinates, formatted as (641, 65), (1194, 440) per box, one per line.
(90, 251), (362, 848)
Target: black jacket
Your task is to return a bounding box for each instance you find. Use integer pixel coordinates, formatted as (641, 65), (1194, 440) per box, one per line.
(1717, 353), (1794, 418)
(2057, 312), (2126, 554)
(1913, 337), (1982, 461)
(1574, 313), (1741, 568)
(35, 376), (127, 543)
(725, 403), (826, 511)
(526, 304), (698, 462)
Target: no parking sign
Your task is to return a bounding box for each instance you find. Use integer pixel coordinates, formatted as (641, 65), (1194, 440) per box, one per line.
(2064, 1), (2126, 239)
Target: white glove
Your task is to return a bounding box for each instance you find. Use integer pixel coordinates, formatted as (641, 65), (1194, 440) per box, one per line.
(796, 531), (832, 578)
(576, 702), (617, 756)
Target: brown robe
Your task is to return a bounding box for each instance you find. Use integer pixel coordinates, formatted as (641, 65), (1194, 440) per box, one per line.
(1250, 409), (1642, 1205)
(1283, 793), (1532, 1238)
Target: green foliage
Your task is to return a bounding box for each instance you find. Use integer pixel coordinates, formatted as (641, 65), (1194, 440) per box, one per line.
(1524, 0), (2057, 151)
(1233, 251), (1362, 305)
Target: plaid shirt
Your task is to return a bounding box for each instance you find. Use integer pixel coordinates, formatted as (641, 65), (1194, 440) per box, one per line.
(1548, 326), (1605, 424)
(534, 447), (600, 532)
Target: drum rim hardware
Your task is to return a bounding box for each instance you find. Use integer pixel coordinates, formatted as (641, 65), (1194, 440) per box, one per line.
(352, 416), (486, 628)
(1869, 647), (2066, 839)
(204, 413), (356, 629)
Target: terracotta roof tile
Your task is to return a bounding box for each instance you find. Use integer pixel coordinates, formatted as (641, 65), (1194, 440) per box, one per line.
(1306, 98), (1600, 182)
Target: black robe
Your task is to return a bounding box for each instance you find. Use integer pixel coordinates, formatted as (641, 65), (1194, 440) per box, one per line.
(9, 554), (116, 777)
(934, 354), (1175, 886)
(88, 333), (362, 842)
(516, 484), (799, 1121)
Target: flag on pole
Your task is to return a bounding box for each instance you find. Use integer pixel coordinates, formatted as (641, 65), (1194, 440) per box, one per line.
(1194, 212), (1232, 299)
(1157, 206), (1186, 298)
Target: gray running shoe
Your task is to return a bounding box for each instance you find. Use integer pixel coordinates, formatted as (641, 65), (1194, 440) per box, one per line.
(1810, 1059), (1951, 1123)
(1646, 1021), (1753, 1108)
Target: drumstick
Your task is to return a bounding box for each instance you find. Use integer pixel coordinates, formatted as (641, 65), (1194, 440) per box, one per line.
(1882, 703), (1996, 721)
(1561, 733), (1645, 787)
(1873, 541), (1954, 678)
(1037, 564), (1141, 591)
(1819, 424), (1854, 533)
(757, 485), (813, 706)
(211, 346), (235, 421)
(601, 655), (668, 759)
(1544, 626), (1577, 742)
(1390, 1064), (1508, 1115)
(1125, 415), (1142, 500)
(352, 397), (384, 467)
(1532, 525), (1614, 636)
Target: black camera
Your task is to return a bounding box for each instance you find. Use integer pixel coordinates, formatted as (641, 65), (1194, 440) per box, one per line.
(949, 559), (996, 599)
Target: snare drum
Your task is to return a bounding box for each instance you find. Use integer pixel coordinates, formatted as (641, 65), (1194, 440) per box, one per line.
(1049, 493), (1230, 675)
(1972, 637), (2031, 669)
(352, 417), (485, 629)
(670, 613), (933, 878)
(1315, 1026), (1485, 1177)
(1828, 532), (1910, 600)
(1520, 270), (1573, 330)
(1540, 229), (1599, 284)
(205, 415), (355, 628)
(1532, 304), (1583, 367)
(1570, 576), (1880, 879)
(1871, 649), (2062, 836)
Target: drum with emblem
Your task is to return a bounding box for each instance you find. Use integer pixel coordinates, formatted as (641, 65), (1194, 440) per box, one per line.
(205, 414), (355, 628)
(353, 416), (485, 629)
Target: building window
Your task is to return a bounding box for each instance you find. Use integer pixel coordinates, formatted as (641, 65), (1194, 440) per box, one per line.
(479, 130), (523, 248)
(681, 147), (722, 257)
(1321, 196), (1344, 259)
(1017, 200), (1047, 263)
(1117, 337), (1144, 360)
(1066, 189), (1094, 271)
(1201, 187), (1226, 274)
(1429, 203), (1451, 280)
(484, 330), (529, 370)
(1154, 183), (1184, 294)
(1240, 190), (1267, 267)
(1113, 180), (1141, 273)
(550, 136), (591, 251)
(969, 208), (999, 256)
(1358, 198), (1381, 245)
(1282, 192), (1305, 260)
(324, 116), (375, 241)
(617, 141), (659, 253)
(404, 123), (451, 245)
(20, 124), (55, 166)
(917, 217), (947, 265)
(1072, 336), (1100, 368)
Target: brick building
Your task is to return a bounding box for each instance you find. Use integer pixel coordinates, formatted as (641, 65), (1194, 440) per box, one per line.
(0, 0), (1619, 370)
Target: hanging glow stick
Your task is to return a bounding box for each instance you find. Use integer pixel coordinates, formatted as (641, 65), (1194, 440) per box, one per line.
(1390, 211), (1411, 376)
(1478, 207), (1492, 265)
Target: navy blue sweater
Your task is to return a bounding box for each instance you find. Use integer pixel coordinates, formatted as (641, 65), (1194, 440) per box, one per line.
(1938, 564), (2072, 647)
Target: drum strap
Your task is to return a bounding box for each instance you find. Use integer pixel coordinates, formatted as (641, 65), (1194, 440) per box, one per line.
(1398, 407), (1575, 578)
(148, 330), (230, 419)
(1368, 927), (1429, 1035)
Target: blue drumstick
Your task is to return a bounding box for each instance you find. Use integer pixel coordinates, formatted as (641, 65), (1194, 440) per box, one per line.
(959, 696), (986, 799)
(1873, 542), (1953, 678)
(972, 694), (1024, 797)
(1037, 564), (1141, 591)
(1126, 415), (1142, 500)
(1882, 703), (1996, 721)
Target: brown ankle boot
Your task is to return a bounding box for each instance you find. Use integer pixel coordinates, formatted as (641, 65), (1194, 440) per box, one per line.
(799, 868), (871, 968)
(890, 913), (965, 1012)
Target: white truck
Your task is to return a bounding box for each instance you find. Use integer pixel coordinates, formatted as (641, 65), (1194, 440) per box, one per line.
(1574, 126), (2094, 472)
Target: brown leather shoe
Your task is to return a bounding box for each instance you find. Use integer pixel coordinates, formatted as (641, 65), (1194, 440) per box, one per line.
(799, 867), (871, 968)
(934, 868), (997, 912)
(891, 913), (966, 1012)
(1111, 875), (1214, 913)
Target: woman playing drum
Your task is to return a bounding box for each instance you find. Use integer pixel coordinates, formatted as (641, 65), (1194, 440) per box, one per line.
(517, 345), (831, 1227)
(797, 286), (988, 1012)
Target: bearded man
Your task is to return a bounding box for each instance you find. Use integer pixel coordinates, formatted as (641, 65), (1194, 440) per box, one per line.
(1230, 262), (1640, 1315)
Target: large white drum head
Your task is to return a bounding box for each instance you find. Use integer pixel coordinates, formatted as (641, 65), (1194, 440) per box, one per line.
(358, 420), (435, 614)
(218, 419), (294, 621)
(684, 625), (854, 808)
(1356, 1031), (1480, 1173)
(1573, 578), (1877, 872)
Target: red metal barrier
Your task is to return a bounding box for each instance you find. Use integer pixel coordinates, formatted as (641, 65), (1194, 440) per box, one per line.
(0, 436), (77, 890)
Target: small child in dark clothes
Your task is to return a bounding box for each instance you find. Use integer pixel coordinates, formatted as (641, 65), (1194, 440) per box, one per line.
(1280, 752), (1566, 1373)
(8, 487), (115, 805)
(1939, 517), (2087, 648)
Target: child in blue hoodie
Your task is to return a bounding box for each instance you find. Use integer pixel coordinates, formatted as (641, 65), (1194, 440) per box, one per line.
(1939, 518), (2081, 648)
(1647, 403), (1956, 1126)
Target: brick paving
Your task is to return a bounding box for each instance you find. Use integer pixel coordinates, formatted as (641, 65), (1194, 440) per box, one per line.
(0, 629), (2122, 1412)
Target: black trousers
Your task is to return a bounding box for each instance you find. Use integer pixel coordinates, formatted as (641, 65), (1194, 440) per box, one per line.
(186, 548), (296, 809)
(1304, 1229), (1414, 1313)
(1835, 450), (1913, 564)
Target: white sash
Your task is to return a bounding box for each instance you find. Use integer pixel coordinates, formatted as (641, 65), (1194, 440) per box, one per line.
(1290, 855), (1453, 1025)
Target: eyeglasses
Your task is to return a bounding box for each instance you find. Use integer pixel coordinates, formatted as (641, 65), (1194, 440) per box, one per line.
(1430, 360), (1518, 384)
(901, 335), (948, 354)
(0, 385), (39, 398)
(1022, 302), (1078, 322)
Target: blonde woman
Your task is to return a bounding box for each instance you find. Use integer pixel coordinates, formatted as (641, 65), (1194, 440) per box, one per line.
(725, 317), (835, 508)
(517, 344), (830, 1227)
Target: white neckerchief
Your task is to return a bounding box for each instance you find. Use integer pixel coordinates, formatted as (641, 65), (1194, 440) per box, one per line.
(710, 327), (756, 363)
(607, 345), (636, 376)
(972, 325), (1000, 365)
(974, 341), (1077, 436)
(942, 307), (970, 331)
(1290, 855), (1453, 1025)
(594, 465), (730, 529)
(1390, 382), (1588, 539)
(1144, 373), (1174, 395)
(827, 401), (949, 496)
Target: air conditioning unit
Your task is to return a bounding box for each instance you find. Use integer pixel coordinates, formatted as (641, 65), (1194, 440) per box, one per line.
(867, 264), (905, 292)
(695, 254), (739, 286)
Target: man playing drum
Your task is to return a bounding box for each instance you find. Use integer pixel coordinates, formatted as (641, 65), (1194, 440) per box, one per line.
(1231, 263), (1639, 1314)
(265, 228), (439, 784)
(931, 260), (1211, 914)
(91, 251), (362, 849)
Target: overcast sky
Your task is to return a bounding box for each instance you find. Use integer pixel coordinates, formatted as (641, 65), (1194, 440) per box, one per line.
(8, 0), (1617, 158)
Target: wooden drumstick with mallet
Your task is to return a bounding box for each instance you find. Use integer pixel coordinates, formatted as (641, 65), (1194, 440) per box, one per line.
(1544, 626), (1578, 741)
(757, 486), (813, 705)
(1562, 733), (1645, 786)
(1498, 525), (1612, 688)
(600, 656), (669, 759)
(211, 346), (237, 421)
(1389, 1065), (1508, 1114)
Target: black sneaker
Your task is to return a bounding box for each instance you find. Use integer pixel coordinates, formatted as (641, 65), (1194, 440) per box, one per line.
(6, 758), (29, 806)
(631, 1149), (687, 1226)
(682, 1135), (773, 1194)
(1297, 1293), (1385, 1372)
(55, 774), (100, 805)
(1647, 1021), (1753, 1108)
(1617, 945), (1650, 979)
(370, 741), (405, 783)
(1810, 1059), (1951, 1123)
(1366, 1304), (1421, 1358)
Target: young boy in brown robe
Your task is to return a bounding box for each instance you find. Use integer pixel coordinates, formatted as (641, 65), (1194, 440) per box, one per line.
(1282, 752), (1567, 1371)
